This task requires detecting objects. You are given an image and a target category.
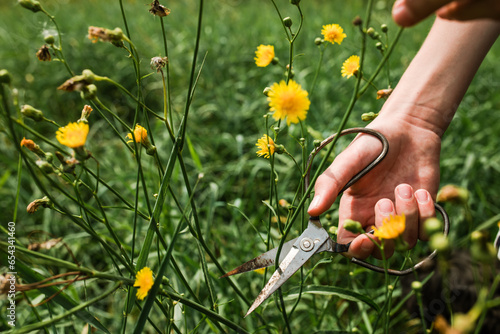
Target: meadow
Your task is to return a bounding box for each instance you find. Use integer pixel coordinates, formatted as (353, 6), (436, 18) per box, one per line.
(0, 0), (499, 333)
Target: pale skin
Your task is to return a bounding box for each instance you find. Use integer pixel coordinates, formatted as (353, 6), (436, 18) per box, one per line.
(308, 17), (500, 259)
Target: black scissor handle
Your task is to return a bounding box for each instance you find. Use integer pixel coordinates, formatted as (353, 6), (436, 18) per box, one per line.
(305, 127), (451, 276)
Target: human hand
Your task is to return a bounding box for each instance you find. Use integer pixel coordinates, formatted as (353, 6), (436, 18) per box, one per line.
(392, 0), (500, 27)
(307, 112), (441, 259)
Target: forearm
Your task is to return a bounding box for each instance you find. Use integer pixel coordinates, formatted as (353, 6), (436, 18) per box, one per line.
(383, 18), (500, 136)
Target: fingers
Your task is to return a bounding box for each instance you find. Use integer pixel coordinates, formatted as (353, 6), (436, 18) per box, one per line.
(392, 0), (454, 26)
(307, 135), (382, 217)
(436, 0), (500, 21)
(341, 184), (435, 259)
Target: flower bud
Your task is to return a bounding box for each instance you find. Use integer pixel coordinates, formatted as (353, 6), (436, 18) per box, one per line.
(0, 69), (12, 85)
(81, 84), (98, 100)
(436, 184), (469, 204)
(27, 196), (52, 214)
(430, 234), (450, 254)
(283, 17), (293, 28)
(271, 57), (279, 65)
(20, 137), (45, 156)
(313, 139), (321, 148)
(274, 144), (285, 154)
(263, 87), (272, 96)
(314, 37), (323, 45)
(352, 16), (362, 26)
(290, 0), (300, 5)
(470, 230), (496, 263)
(328, 226), (338, 235)
(366, 27), (376, 37)
(376, 88), (393, 100)
(78, 105), (93, 123)
(411, 281), (422, 291)
(36, 159), (53, 174)
(361, 112), (378, 122)
(21, 104), (44, 122)
(424, 217), (443, 237)
(19, 0), (41, 12)
(381, 24), (388, 33)
(343, 219), (364, 234)
(376, 42), (383, 50)
(44, 35), (55, 45)
(273, 126), (280, 133)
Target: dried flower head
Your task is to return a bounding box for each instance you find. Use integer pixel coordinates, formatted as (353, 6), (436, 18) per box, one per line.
(373, 214), (405, 240)
(56, 122), (89, 148)
(36, 45), (51, 61)
(58, 70), (96, 92)
(20, 137), (45, 156)
(254, 45), (275, 67)
(376, 88), (393, 100)
(436, 184), (469, 204)
(149, 0), (171, 17)
(134, 267), (154, 300)
(341, 55), (360, 79)
(27, 196), (52, 214)
(79, 105), (93, 123)
(321, 24), (346, 45)
(256, 134), (275, 159)
(88, 26), (125, 46)
(267, 80), (310, 125)
(150, 56), (168, 72)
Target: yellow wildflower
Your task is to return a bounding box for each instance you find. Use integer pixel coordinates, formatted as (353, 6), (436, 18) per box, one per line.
(341, 55), (360, 79)
(254, 268), (266, 275)
(127, 124), (148, 144)
(321, 24), (346, 45)
(373, 214), (405, 240)
(254, 45), (275, 67)
(56, 122), (89, 148)
(134, 267), (154, 301)
(256, 134), (275, 158)
(267, 80), (310, 125)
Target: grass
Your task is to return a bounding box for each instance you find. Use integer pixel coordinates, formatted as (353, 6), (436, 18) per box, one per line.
(0, 0), (499, 333)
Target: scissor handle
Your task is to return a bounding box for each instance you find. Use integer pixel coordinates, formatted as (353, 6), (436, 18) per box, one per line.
(305, 127), (451, 276)
(351, 202), (450, 276)
(304, 128), (389, 194)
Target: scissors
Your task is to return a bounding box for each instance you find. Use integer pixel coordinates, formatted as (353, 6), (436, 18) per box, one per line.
(221, 128), (450, 317)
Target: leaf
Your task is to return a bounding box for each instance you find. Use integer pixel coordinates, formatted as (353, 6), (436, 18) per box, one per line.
(286, 285), (380, 312)
(186, 134), (203, 172)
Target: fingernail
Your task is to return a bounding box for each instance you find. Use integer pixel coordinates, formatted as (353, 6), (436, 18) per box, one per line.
(397, 184), (413, 200)
(308, 195), (321, 211)
(415, 189), (429, 203)
(361, 239), (373, 252)
(378, 199), (393, 215)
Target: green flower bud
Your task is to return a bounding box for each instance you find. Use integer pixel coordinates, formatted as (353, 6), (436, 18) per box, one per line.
(263, 87), (272, 96)
(411, 281), (422, 291)
(45, 152), (53, 163)
(366, 27), (376, 37)
(81, 69), (96, 83)
(376, 42), (383, 50)
(36, 160), (53, 174)
(424, 217), (443, 237)
(44, 35), (55, 44)
(21, 104), (44, 122)
(352, 16), (362, 26)
(146, 145), (157, 156)
(283, 17), (293, 28)
(273, 126), (280, 134)
(314, 37), (323, 45)
(381, 24), (388, 33)
(81, 84), (98, 100)
(430, 234), (450, 254)
(19, 0), (41, 12)
(361, 112), (378, 122)
(328, 226), (338, 235)
(0, 69), (12, 85)
(313, 139), (321, 148)
(274, 144), (285, 154)
(290, 0), (300, 5)
(343, 219), (364, 234)
(271, 57), (279, 65)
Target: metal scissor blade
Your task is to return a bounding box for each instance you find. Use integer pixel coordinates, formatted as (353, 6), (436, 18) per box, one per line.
(220, 237), (299, 278)
(245, 218), (330, 316)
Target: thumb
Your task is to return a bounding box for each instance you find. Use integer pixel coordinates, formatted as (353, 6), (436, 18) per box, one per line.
(307, 134), (382, 217)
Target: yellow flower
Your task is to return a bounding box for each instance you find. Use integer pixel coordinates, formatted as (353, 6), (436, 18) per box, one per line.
(341, 55), (360, 79)
(56, 122), (89, 148)
(254, 45), (275, 67)
(256, 134), (275, 158)
(134, 267), (154, 301)
(127, 124), (148, 144)
(267, 80), (310, 125)
(321, 24), (346, 45)
(373, 214), (406, 240)
(254, 268), (266, 275)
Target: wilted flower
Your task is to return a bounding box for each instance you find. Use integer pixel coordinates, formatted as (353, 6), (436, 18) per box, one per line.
(88, 26), (125, 46)
(134, 267), (154, 300)
(20, 137), (45, 156)
(256, 134), (275, 158)
(56, 122), (89, 149)
(78, 105), (93, 123)
(254, 45), (275, 67)
(18, 0), (41, 12)
(267, 80), (310, 125)
(149, 0), (171, 17)
(57, 70), (96, 92)
(36, 45), (51, 61)
(27, 196), (52, 214)
(376, 88), (393, 100)
(150, 56), (168, 72)
(373, 214), (405, 240)
(321, 24), (346, 45)
(341, 55), (360, 79)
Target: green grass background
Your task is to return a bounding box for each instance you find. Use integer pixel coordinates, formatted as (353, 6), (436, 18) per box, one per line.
(1, 0), (499, 332)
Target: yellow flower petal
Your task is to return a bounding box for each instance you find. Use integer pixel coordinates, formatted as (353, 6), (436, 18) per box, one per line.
(134, 267), (154, 301)
(341, 55), (360, 79)
(256, 134), (275, 158)
(254, 45), (275, 67)
(127, 124), (148, 144)
(267, 80), (310, 126)
(321, 24), (346, 45)
(373, 214), (406, 240)
(56, 122), (89, 148)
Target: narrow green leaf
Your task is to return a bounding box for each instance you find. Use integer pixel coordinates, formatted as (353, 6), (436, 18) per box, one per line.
(186, 134), (203, 171)
(286, 285), (380, 312)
